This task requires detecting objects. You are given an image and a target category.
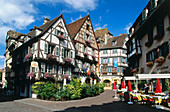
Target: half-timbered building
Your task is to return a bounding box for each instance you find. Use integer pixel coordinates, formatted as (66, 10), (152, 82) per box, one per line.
(10, 13), (75, 97)
(67, 15), (99, 84)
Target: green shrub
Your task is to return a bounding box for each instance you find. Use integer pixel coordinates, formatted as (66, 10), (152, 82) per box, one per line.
(32, 78), (104, 101)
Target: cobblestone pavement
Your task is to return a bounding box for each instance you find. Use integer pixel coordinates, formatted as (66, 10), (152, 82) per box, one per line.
(0, 90), (169, 112)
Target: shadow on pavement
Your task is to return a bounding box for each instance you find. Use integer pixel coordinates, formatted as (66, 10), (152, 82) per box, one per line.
(55, 101), (169, 112)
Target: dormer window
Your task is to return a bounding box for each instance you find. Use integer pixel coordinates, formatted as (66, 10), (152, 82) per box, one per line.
(112, 41), (116, 46)
(151, 0), (158, 11)
(142, 9), (148, 21)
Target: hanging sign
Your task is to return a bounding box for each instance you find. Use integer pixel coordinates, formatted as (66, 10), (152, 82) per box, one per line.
(31, 61), (38, 67)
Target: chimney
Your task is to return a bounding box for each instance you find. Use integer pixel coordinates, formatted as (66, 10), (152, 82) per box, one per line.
(43, 17), (50, 24)
(119, 33), (121, 36)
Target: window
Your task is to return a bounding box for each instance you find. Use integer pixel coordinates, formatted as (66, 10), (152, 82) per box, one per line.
(108, 58), (110, 63)
(84, 33), (87, 40)
(58, 66), (62, 74)
(142, 10), (147, 21)
(100, 68), (102, 73)
(56, 46), (59, 56)
(101, 58), (103, 64)
(44, 42), (48, 54)
(89, 35), (91, 41)
(148, 28), (153, 42)
(70, 51), (73, 58)
(63, 68), (67, 74)
(77, 43), (79, 50)
(61, 48), (65, 58)
(112, 41), (116, 46)
(32, 43), (35, 53)
(86, 24), (90, 30)
(117, 67), (119, 72)
(54, 29), (59, 35)
(123, 50), (126, 54)
(68, 68), (71, 75)
(47, 65), (52, 73)
(121, 57), (123, 63)
(31, 67), (38, 73)
(41, 63), (45, 73)
(157, 20), (164, 36)
(53, 65), (57, 73)
(121, 67), (123, 73)
(103, 50), (107, 54)
(28, 46), (30, 54)
(151, 0), (157, 10)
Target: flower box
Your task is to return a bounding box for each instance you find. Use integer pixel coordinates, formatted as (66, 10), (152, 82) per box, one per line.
(27, 72), (36, 77)
(92, 55), (97, 58)
(61, 74), (69, 80)
(145, 41), (153, 47)
(112, 71), (117, 74)
(83, 52), (89, 56)
(166, 25), (170, 31)
(155, 56), (165, 63)
(25, 53), (33, 60)
(86, 40), (92, 44)
(153, 34), (164, 40)
(103, 63), (108, 65)
(47, 54), (57, 60)
(167, 54), (170, 59)
(63, 58), (72, 63)
(131, 68), (138, 73)
(146, 61), (153, 67)
(44, 73), (54, 78)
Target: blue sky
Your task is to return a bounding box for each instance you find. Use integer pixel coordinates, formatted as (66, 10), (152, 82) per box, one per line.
(0, 0), (149, 68)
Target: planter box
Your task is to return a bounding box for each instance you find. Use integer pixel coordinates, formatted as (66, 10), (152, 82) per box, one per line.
(32, 93), (37, 98)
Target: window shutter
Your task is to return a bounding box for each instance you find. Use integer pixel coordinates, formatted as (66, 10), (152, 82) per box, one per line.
(117, 68), (119, 72)
(44, 42), (48, 54)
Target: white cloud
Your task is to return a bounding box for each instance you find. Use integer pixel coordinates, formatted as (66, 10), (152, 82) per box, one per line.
(124, 23), (132, 33)
(0, 65), (4, 69)
(99, 16), (102, 21)
(0, 0), (36, 45)
(34, 0), (98, 12)
(94, 23), (108, 31)
(70, 15), (82, 23)
(0, 56), (5, 59)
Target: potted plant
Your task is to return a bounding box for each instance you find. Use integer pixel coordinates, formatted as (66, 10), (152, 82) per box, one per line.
(86, 40), (92, 44)
(92, 55), (97, 58)
(47, 54), (57, 60)
(44, 72), (54, 78)
(63, 58), (72, 63)
(25, 53), (33, 60)
(153, 34), (164, 40)
(167, 54), (170, 59)
(83, 52), (89, 56)
(146, 61), (153, 67)
(155, 56), (165, 63)
(166, 25), (170, 31)
(145, 41), (153, 47)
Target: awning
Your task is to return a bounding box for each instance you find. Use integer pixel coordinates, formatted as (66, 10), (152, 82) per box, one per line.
(136, 74), (170, 80)
(124, 76), (136, 80)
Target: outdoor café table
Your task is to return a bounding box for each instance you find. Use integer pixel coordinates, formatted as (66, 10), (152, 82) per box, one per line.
(152, 96), (164, 109)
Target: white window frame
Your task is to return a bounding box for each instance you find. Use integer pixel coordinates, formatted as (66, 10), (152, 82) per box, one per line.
(53, 65), (57, 73)
(61, 48), (65, 58)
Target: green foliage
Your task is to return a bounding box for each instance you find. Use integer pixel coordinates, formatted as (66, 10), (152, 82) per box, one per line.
(32, 78), (104, 101)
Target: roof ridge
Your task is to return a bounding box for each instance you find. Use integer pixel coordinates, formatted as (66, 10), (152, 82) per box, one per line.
(67, 15), (89, 26)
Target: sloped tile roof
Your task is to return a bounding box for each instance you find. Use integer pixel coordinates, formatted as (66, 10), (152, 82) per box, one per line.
(95, 28), (112, 40)
(100, 34), (127, 49)
(67, 15), (89, 39)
